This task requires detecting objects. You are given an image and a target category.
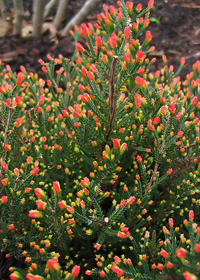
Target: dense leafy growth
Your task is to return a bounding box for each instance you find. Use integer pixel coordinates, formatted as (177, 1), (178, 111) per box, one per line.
(0, 0), (199, 279)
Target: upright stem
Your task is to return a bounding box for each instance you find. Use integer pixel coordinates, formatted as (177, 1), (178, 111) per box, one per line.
(0, 108), (13, 187)
(32, 0), (46, 39)
(9, 174), (19, 219)
(13, 0), (24, 35)
(61, 0), (101, 37)
(44, 0), (58, 18)
(0, 0), (6, 20)
(105, 55), (119, 141)
(49, 207), (65, 249)
(145, 115), (170, 196)
(45, 63), (71, 134)
(53, 0), (69, 30)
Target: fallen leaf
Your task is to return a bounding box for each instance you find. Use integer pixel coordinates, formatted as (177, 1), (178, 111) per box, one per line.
(0, 19), (11, 36)
(149, 51), (164, 57)
(42, 22), (57, 38)
(22, 22), (58, 38)
(0, 48), (26, 62)
(22, 24), (33, 37)
(168, 49), (182, 55)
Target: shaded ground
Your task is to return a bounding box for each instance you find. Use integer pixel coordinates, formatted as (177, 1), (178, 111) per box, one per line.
(0, 0), (200, 79)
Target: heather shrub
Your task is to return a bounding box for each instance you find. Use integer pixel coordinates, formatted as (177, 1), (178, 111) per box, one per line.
(0, 0), (200, 279)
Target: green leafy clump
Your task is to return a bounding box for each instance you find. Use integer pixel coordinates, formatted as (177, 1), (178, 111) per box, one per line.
(0, 0), (200, 279)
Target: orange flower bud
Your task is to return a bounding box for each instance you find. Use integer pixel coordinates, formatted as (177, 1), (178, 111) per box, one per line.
(8, 224), (15, 230)
(31, 167), (39, 176)
(160, 249), (169, 259)
(113, 138), (120, 150)
(36, 200), (47, 211)
(34, 188), (46, 200)
(53, 181), (61, 195)
(176, 247), (187, 259)
(10, 271), (22, 280)
(29, 210), (43, 218)
(99, 270), (106, 278)
(1, 178), (8, 186)
(0, 195), (7, 204)
(47, 258), (60, 272)
(71, 265), (80, 278)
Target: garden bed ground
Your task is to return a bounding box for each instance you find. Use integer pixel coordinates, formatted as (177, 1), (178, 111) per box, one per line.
(0, 0), (200, 79)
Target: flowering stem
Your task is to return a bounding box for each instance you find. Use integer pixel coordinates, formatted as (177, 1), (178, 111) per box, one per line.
(145, 115), (170, 196)
(0, 108), (13, 186)
(13, 0), (24, 36)
(105, 55), (119, 141)
(32, 0), (46, 39)
(61, 0), (102, 36)
(45, 63), (59, 98)
(171, 156), (200, 180)
(49, 207), (65, 250)
(9, 174), (19, 219)
(46, 63), (71, 134)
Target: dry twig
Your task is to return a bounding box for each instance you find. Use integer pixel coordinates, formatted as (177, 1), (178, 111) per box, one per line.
(61, 0), (102, 36)
(32, 0), (46, 39)
(53, 0), (69, 29)
(105, 55), (119, 140)
(0, 0), (6, 19)
(44, 0), (58, 18)
(13, 0), (24, 35)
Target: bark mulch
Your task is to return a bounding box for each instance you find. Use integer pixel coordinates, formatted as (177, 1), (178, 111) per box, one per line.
(0, 0), (200, 79)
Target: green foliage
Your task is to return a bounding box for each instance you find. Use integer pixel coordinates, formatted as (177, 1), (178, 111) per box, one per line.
(0, 1), (200, 280)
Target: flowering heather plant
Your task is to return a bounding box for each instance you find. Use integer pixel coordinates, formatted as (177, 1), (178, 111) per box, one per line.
(0, 0), (200, 279)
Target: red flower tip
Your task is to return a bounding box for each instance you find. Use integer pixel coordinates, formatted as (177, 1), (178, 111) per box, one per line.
(1, 161), (8, 170)
(180, 57), (185, 66)
(111, 264), (124, 277)
(169, 218), (174, 227)
(126, 1), (133, 14)
(127, 196), (136, 205)
(112, 138), (120, 150)
(136, 50), (145, 63)
(31, 167), (39, 176)
(157, 263), (164, 271)
(34, 188), (46, 200)
(0, 196), (7, 204)
(135, 76), (146, 88)
(176, 247), (187, 259)
(76, 43), (84, 53)
(189, 210), (194, 221)
(194, 243), (200, 254)
(53, 181), (61, 195)
(10, 271), (22, 280)
(58, 200), (67, 210)
(176, 131), (184, 138)
(160, 249), (169, 259)
(166, 262), (173, 269)
(94, 243), (101, 250)
(71, 265), (80, 278)
(81, 23), (89, 38)
(47, 258), (60, 272)
(124, 26), (130, 41)
(29, 210), (43, 218)
(99, 270), (106, 278)
(4, 144), (11, 151)
(167, 168), (173, 175)
(148, 0), (154, 9)
(136, 4), (142, 13)
(182, 271), (198, 280)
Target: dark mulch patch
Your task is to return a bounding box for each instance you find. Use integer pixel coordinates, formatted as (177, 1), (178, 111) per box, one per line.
(0, 0), (200, 78)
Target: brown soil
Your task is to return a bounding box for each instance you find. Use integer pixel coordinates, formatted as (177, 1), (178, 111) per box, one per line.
(0, 0), (200, 79)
